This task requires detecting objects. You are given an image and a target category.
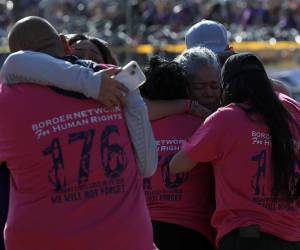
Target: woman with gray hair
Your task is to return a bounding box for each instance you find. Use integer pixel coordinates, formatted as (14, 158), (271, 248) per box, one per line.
(175, 47), (221, 113)
(141, 47), (221, 250)
(171, 52), (300, 250)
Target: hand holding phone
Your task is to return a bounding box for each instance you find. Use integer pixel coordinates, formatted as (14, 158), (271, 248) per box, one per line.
(114, 61), (146, 91)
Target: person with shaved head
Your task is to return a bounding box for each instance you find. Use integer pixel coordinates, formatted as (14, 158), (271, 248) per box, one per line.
(8, 16), (65, 56)
(0, 16), (157, 250)
(5, 16), (129, 107)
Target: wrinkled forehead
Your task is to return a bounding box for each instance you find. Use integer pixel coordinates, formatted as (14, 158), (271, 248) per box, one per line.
(190, 65), (220, 83)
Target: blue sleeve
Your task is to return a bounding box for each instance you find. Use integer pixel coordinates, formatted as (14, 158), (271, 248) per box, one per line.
(0, 51), (102, 99)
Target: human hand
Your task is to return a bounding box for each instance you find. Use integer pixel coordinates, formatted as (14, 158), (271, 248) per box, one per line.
(98, 68), (129, 108)
(190, 101), (212, 119)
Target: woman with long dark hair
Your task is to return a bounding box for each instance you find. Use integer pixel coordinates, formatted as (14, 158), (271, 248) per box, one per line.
(67, 34), (118, 65)
(170, 52), (300, 250)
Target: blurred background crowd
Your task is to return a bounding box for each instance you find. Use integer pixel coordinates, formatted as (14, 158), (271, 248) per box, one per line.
(2, 0), (300, 100)
(1, 0), (300, 48)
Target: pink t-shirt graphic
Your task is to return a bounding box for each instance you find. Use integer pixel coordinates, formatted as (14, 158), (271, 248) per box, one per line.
(0, 84), (153, 250)
(183, 102), (300, 246)
(144, 114), (215, 242)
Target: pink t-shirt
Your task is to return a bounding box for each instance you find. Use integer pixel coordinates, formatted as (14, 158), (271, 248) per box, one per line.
(183, 102), (300, 246)
(145, 114), (215, 242)
(0, 84), (153, 250)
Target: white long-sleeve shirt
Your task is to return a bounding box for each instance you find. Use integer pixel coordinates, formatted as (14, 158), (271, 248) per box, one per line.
(0, 51), (157, 177)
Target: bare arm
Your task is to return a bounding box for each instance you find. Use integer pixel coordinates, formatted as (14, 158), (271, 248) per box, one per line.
(169, 150), (197, 174)
(145, 98), (212, 120)
(144, 99), (186, 120)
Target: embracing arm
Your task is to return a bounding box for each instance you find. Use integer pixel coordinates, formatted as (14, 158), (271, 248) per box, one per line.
(0, 51), (128, 107)
(1, 51), (211, 121)
(144, 99), (186, 120)
(145, 99), (212, 121)
(0, 51), (102, 99)
(1, 52), (156, 177)
(170, 108), (232, 174)
(169, 150), (197, 174)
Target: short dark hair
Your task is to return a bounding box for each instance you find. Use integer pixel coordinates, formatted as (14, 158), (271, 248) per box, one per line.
(140, 56), (189, 100)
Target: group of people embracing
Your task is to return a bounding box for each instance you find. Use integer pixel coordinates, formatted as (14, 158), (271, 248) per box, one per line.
(0, 16), (299, 250)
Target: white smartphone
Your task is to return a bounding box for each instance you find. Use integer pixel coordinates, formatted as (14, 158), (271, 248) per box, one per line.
(114, 61), (146, 91)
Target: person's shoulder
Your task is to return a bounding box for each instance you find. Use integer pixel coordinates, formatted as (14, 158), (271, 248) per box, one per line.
(279, 92), (300, 106)
(217, 103), (239, 112)
(211, 103), (241, 119)
(279, 93), (300, 112)
(0, 83), (60, 101)
(0, 84), (44, 116)
(0, 83), (21, 97)
(278, 93), (300, 124)
(6, 50), (55, 60)
(0, 83), (49, 98)
(2, 50), (62, 74)
(202, 103), (243, 130)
